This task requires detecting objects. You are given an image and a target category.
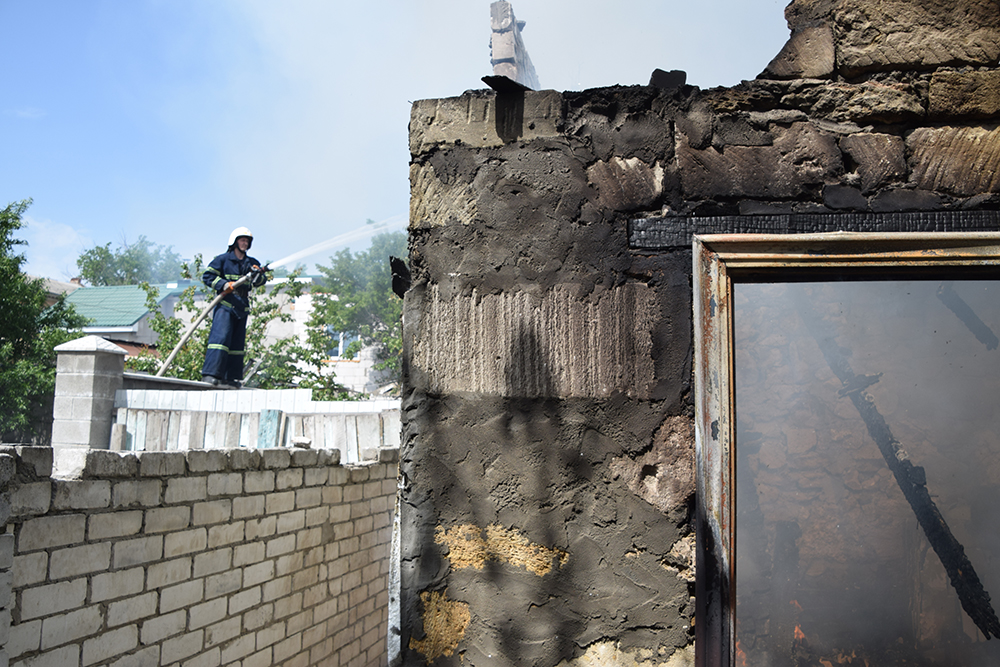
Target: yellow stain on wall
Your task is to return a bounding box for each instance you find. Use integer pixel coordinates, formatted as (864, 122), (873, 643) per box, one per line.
(409, 589), (471, 663)
(435, 523), (569, 576)
(554, 641), (695, 667)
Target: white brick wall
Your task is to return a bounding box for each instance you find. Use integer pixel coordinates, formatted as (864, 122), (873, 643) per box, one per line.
(4, 446), (397, 667)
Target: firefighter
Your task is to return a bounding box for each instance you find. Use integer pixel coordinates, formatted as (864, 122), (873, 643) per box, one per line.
(201, 227), (267, 386)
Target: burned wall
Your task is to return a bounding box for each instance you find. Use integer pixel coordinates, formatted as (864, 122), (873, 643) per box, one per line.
(402, 100), (696, 665)
(401, 0), (1000, 665)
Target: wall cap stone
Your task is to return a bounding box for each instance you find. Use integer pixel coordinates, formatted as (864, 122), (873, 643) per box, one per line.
(53, 447), (89, 479)
(0, 445), (394, 482)
(138, 452), (188, 477)
(228, 448), (262, 470)
(318, 449), (341, 467)
(289, 449), (319, 467)
(261, 449), (291, 470)
(0, 446), (53, 479)
(54, 335), (127, 355)
(84, 450), (139, 478)
(0, 453), (15, 487)
(187, 450), (229, 473)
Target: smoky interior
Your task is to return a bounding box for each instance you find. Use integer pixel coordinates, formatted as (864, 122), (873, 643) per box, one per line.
(734, 280), (1000, 666)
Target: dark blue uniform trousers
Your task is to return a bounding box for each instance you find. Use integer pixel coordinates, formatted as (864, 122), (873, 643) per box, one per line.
(202, 304), (247, 382)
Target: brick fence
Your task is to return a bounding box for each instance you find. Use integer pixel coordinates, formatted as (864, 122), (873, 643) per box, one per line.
(2, 445), (397, 667)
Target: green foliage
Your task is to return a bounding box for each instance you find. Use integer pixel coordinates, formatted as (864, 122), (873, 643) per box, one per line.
(77, 235), (184, 286)
(0, 200), (88, 436)
(312, 231), (407, 386)
(268, 264), (306, 279)
(134, 259), (354, 399)
(241, 269), (353, 399)
(243, 328), (358, 401)
(126, 257), (210, 379)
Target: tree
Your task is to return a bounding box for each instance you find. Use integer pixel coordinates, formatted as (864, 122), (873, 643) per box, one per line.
(311, 231), (407, 386)
(126, 259), (211, 381)
(77, 235), (184, 286)
(0, 199), (88, 438)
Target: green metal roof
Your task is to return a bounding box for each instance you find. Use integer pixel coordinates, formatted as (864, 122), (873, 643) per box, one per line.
(65, 282), (194, 328)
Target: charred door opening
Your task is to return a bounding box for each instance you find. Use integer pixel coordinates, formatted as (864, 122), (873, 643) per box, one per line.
(693, 233), (1000, 667)
(735, 280), (1000, 666)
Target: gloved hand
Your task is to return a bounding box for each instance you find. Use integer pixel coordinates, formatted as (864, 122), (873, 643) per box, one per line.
(222, 281), (236, 295)
(249, 264), (267, 287)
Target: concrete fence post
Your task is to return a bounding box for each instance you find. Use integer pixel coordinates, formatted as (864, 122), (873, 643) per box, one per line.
(50, 336), (127, 457)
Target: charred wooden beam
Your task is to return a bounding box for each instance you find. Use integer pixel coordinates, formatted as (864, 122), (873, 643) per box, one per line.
(936, 281), (1000, 351)
(798, 301), (1000, 640)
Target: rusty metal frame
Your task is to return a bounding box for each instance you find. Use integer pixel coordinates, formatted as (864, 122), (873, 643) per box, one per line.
(692, 232), (1000, 667)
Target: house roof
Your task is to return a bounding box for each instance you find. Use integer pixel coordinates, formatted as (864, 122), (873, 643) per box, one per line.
(27, 275), (82, 297)
(65, 282), (195, 327)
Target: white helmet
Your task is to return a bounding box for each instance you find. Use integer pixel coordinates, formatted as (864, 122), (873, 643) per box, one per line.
(228, 226), (253, 249)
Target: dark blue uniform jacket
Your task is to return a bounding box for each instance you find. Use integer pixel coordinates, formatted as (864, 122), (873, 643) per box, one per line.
(202, 250), (265, 317)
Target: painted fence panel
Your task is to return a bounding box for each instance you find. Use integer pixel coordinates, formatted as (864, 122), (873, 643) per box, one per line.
(113, 389), (400, 463)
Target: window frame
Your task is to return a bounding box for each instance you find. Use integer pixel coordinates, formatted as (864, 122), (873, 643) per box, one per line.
(692, 231), (1000, 667)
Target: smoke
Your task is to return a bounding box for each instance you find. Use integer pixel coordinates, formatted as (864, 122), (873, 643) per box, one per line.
(734, 280), (1000, 665)
(22, 214), (93, 281)
(266, 214), (406, 270)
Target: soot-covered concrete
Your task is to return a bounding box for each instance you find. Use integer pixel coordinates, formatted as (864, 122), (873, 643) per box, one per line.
(400, 0), (1000, 664)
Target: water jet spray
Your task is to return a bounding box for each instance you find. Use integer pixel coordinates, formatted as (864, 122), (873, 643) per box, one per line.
(154, 215), (406, 379)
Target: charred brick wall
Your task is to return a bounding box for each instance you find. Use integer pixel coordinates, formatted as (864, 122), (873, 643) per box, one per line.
(401, 0), (1000, 665)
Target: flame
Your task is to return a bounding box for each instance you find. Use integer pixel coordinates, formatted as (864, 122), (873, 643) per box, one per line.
(794, 624), (806, 642)
(790, 599), (803, 612)
(817, 649), (860, 666)
(735, 640), (748, 667)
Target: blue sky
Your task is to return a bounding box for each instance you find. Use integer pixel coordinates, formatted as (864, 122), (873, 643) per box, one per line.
(2, 0), (789, 280)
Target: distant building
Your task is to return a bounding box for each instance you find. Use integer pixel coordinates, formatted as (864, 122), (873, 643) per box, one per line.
(63, 281), (196, 352)
(27, 275), (82, 308)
